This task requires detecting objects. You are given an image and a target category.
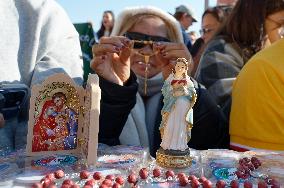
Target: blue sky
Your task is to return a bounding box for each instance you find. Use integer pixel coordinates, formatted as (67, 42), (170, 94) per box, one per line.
(57, 0), (217, 35)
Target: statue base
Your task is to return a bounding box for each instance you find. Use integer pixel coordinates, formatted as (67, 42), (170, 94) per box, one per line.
(156, 148), (192, 168)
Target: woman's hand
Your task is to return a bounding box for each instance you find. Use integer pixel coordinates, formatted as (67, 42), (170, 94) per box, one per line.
(91, 36), (132, 85)
(153, 42), (193, 80)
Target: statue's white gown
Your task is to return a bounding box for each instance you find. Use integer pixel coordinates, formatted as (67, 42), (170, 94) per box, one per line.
(160, 74), (195, 151)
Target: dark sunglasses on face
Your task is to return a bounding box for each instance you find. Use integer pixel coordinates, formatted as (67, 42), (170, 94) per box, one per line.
(124, 32), (171, 49)
(199, 28), (214, 35)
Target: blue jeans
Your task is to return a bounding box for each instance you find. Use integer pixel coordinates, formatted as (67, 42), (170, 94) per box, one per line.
(0, 118), (27, 150)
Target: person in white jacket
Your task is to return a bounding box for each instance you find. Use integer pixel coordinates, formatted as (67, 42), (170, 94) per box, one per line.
(0, 0), (83, 150)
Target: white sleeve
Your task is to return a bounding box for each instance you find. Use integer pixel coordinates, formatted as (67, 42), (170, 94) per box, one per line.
(31, 0), (83, 86)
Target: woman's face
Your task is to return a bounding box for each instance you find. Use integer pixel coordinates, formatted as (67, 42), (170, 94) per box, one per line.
(102, 12), (114, 29)
(265, 10), (284, 43)
(201, 13), (221, 43)
(175, 61), (187, 75)
(180, 13), (194, 30)
(128, 17), (168, 78)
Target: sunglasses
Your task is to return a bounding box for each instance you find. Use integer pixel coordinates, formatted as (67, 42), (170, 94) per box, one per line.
(267, 17), (284, 26)
(267, 17), (284, 38)
(124, 32), (170, 49)
(216, 5), (233, 14)
(199, 28), (214, 35)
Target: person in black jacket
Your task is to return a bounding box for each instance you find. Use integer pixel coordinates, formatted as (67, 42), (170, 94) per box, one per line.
(93, 6), (229, 156)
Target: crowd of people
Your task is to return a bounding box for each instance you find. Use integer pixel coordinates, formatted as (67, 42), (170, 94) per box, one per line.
(0, 0), (284, 156)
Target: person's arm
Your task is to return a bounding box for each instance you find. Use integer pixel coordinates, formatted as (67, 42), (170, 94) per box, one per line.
(196, 39), (244, 107)
(30, 0), (83, 86)
(98, 72), (138, 145)
(189, 80), (229, 149)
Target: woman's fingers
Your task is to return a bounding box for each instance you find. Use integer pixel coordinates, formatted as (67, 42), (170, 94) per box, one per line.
(119, 40), (133, 64)
(93, 36), (131, 56)
(160, 49), (191, 59)
(154, 42), (185, 52)
(154, 42), (192, 64)
(92, 43), (120, 55)
(99, 36), (130, 49)
(91, 55), (108, 73)
(91, 55), (124, 85)
(153, 42), (193, 79)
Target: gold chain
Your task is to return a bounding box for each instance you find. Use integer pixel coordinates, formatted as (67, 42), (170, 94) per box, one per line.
(131, 40), (158, 95)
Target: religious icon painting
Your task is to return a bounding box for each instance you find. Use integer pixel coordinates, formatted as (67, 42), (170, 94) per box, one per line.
(26, 73), (100, 163)
(26, 73), (84, 155)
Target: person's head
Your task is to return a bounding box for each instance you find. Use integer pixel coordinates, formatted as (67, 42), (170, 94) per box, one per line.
(174, 58), (188, 78)
(97, 10), (115, 38)
(265, 0), (284, 43)
(174, 5), (197, 30)
(111, 6), (183, 78)
(102, 10), (114, 30)
(218, 0), (284, 60)
(52, 92), (66, 107)
(55, 114), (67, 126)
(201, 6), (229, 43)
(188, 31), (198, 44)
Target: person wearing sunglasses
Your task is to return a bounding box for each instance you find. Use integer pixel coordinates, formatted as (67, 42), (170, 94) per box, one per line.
(91, 6), (229, 156)
(195, 0), (284, 122)
(191, 6), (231, 77)
(201, 6), (229, 44)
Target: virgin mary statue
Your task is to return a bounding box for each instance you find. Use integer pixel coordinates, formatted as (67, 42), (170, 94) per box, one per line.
(159, 58), (197, 151)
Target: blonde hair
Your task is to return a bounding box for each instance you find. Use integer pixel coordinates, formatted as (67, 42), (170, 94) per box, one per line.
(111, 6), (183, 43)
(118, 14), (180, 43)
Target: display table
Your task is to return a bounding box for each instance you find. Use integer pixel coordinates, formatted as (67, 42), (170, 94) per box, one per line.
(0, 145), (283, 188)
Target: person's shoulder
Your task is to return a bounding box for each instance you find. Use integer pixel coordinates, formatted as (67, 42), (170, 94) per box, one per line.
(25, 0), (75, 33)
(245, 39), (284, 71)
(253, 39), (284, 64)
(24, 0), (66, 15)
(203, 36), (229, 54)
(237, 41), (284, 84)
(203, 35), (243, 64)
(207, 35), (227, 46)
(24, 0), (55, 9)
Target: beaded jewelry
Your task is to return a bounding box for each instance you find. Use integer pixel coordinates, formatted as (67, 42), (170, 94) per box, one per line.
(131, 40), (159, 95)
